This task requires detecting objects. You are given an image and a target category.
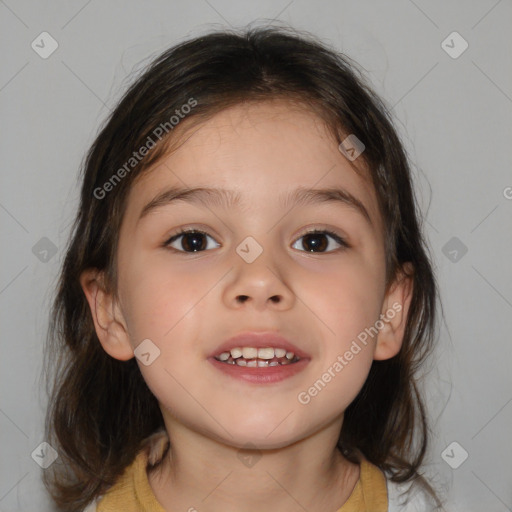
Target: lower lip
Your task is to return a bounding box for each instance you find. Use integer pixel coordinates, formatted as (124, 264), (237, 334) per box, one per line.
(208, 357), (310, 384)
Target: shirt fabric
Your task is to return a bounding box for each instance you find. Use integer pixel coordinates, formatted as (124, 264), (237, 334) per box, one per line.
(83, 430), (435, 512)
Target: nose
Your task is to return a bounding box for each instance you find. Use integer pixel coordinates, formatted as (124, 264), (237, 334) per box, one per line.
(223, 246), (295, 311)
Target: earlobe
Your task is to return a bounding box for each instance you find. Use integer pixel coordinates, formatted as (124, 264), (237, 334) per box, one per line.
(374, 263), (414, 361)
(79, 269), (134, 361)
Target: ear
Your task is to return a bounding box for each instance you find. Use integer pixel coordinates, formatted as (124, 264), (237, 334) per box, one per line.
(373, 263), (414, 361)
(79, 269), (134, 361)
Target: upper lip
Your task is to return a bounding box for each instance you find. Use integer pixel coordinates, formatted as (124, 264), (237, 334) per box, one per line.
(210, 331), (311, 359)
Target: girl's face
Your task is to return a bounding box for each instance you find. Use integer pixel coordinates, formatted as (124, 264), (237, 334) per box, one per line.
(85, 100), (411, 449)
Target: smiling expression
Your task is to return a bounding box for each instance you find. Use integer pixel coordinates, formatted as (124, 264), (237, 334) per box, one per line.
(85, 99), (410, 449)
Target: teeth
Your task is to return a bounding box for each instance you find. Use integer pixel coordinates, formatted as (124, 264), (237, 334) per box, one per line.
(257, 347), (275, 359)
(230, 347), (243, 358)
(242, 347), (258, 359)
(225, 346), (297, 360)
(215, 346), (301, 365)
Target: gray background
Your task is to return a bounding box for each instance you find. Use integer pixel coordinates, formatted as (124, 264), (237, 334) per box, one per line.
(1, 1), (511, 510)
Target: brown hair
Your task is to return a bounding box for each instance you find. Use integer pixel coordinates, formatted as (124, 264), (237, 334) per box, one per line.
(43, 24), (442, 510)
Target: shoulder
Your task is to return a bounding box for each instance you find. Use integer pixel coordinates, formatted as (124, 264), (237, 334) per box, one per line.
(386, 476), (441, 512)
(80, 428), (170, 512)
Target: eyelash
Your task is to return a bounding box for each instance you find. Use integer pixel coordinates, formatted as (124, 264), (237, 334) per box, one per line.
(163, 227), (349, 254)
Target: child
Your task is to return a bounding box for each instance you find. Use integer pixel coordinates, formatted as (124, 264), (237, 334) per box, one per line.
(43, 25), (445, 512)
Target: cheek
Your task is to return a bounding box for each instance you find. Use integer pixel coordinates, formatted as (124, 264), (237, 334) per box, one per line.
(296, 352), (373, 424)
(296, 264), (380, 412)
(303, 257), (384, 341)
(119, 254), (216, 343)
(300, 260), (384, 411)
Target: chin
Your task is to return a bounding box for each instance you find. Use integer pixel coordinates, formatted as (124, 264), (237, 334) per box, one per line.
(217, 415), (305, 449)
(228, 434), (298, 451)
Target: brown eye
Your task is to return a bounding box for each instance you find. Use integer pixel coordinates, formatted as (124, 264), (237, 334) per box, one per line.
(165, 230), (220, 253)
(292, 230), (348, 253)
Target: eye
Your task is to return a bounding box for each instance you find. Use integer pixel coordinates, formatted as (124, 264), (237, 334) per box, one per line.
(164, 229), (220, 253)
(292, 229), (349, 253)
(164, 228), (348, 254)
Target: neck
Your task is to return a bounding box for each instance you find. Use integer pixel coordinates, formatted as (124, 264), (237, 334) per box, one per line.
(147, 419), (360, 512)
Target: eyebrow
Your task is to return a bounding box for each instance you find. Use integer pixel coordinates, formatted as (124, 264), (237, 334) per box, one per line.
(138, 185), (372, 225)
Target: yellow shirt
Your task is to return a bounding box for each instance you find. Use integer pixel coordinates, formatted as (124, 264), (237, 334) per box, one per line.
(95, 434), (388, 512)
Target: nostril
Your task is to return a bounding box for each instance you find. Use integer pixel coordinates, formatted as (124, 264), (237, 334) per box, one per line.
(235, 295), (280, 303)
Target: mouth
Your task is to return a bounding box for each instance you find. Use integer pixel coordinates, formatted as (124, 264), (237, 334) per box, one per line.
(214, 346), (301, 367)
(208, 332), (310, 384)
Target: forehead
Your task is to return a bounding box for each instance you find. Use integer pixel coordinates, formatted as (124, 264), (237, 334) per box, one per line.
(124, 100), (383, 234)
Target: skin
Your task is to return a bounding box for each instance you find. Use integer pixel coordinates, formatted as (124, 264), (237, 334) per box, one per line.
(81, 100), (413, 512)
